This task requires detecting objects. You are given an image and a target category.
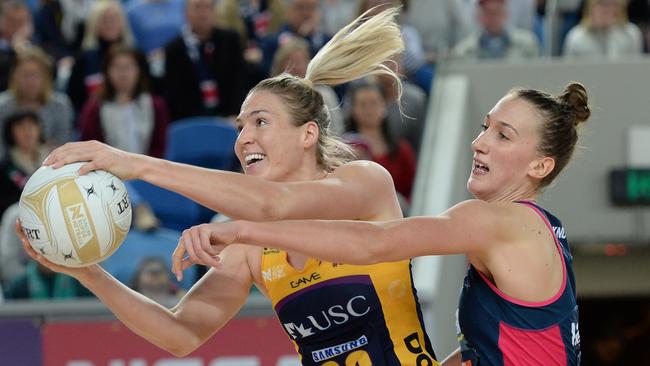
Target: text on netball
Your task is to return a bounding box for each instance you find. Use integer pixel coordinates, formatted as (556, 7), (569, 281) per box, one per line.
(24, 228), (41, 240)
(117, 195), (130, 215)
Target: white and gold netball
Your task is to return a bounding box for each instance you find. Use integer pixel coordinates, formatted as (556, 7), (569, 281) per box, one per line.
(18, 162), (131, 267)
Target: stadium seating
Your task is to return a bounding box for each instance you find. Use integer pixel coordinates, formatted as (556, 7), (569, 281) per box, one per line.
(165, 116), (239, 171)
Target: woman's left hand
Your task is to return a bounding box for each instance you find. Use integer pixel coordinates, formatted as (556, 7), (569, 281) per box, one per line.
(171, 222), (240, 281)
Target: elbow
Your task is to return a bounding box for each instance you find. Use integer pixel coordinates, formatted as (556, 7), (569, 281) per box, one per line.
(162, 315), (204, 357)
(166, 337), (203, 357)
(168, 346), (192, 358)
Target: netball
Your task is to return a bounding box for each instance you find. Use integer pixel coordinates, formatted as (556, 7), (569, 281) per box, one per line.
(18, 162), (131, 267)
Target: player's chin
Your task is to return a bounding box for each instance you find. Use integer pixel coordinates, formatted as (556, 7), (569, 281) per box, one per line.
(466, 179), (490, 199)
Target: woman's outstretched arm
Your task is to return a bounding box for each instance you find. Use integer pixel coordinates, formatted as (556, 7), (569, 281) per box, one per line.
(44, 141), (397, 222)
(173, 200), (518, 275)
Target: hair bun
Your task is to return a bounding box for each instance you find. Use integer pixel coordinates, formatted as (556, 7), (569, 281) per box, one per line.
(558, 82), (591, 126)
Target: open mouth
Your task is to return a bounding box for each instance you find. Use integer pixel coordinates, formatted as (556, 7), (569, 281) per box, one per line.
(244, 153), (266, 167)
(473, 160), (489, 174)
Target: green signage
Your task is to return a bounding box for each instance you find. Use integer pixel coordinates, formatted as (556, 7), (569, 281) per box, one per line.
(610, 169), (650, 206)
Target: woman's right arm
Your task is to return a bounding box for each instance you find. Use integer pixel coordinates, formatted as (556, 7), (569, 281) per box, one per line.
(44, 142), (397, 222)
(17, 221), (254, 356)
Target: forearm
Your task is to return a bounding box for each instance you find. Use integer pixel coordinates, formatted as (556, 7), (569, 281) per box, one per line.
(79, 266), (201, 356)
(238, 220), (396, 264)
(139, 158), (282, 221)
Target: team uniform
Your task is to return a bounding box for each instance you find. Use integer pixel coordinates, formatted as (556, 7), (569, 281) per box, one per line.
(457, 201), (581, 365)
(261, 248), (438, 365)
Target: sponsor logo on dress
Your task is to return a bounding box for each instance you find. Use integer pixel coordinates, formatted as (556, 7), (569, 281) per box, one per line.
(283, 295), (370, 339)
(312, 335), (368, 362)
(290, 272), (321, 288)
(262, 265), (286, 282)
(572, 322), (580, 347)
(553, 226), (567, 239)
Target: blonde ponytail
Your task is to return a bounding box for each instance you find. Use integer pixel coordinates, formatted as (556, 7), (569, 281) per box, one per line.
(306, 7), (404, 96)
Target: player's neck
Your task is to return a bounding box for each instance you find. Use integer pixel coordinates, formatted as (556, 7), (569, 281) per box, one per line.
(281, 155), (327, 183)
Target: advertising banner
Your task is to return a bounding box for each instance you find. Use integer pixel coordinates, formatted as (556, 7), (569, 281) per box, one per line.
(42, 317), (299, 366)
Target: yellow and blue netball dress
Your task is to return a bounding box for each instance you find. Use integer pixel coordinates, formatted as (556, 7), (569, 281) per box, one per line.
(261, 248), (439, 366)
(457, 201), (581, 365)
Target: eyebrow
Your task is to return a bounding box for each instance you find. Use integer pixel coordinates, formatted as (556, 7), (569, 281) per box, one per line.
(486, 114), (519, 136)
(236, 109), (271, 123)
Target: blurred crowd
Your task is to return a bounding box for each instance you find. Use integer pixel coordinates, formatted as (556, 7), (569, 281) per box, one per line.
(0, 0), (647, 326)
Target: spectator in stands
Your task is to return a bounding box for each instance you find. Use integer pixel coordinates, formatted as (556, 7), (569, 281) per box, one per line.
(0, 48), (73, 157)
(163, 0), (246, 121)
(216, 0), (285, 87)
(66, 0), (135, 113)
(3, 260), (92, 300)
(320, 0), (360, 36)
(271, 38), (344, 136)
(79, 46), (165, 231)
(56, 0), (92, 52)
(34, 0), (94, 96)
(469, 0), (537, 34)
(0, 1), (33, 92)
(345, 54), (427, 156)
(0, 111), (50, 287)
(0, 110), (49, 217)
(398, 0), (472, 91)
(216, 0), (284, 56)
(563, 0), (643, 58)
(34, 1), (68, 61)
(346, 82), (416, 201)
(404, 0), (471, 63)
(409, 0), (479, 89)
(130, 256), (183, 303)
(452, 0), (540, 61)
(79, 46), (168, 158)
(259, 0), (330, 75)
(127, 0), (185, 56)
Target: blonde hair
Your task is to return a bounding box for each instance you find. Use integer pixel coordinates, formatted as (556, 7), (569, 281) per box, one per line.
(305, 7), (403, 94)
(82, 0), (134, 50)
(581, 0), (629, 28)
(251, 7), (405, 171)
(10, 47), (54, 103)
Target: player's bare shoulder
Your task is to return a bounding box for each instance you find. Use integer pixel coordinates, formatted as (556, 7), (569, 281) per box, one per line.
(332, 160), (396, 194)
